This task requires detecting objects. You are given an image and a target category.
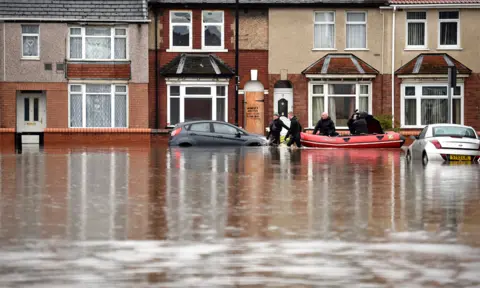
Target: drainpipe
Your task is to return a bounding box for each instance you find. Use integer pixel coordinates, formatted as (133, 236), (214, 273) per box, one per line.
(154, 9), (159, 129)
(381, 10), (385, 113)
(391, 6), (397, 129)
(234, 0), (239, 126)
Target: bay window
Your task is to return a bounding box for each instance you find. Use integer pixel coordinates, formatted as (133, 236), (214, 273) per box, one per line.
(202, 11), (224, 49)
(69, 27), (127, 60)
(170, 11), (192, 49)
(167, 83), (228, 126)
(401, 83), (463, 127)
(69, 84), (128, 128)
(406, 11), (427, 48)
(346, 12), (367, 49)
(314, 11), (335, 49)
(439, 11), (459, 48)
(309, 83), (371, 128)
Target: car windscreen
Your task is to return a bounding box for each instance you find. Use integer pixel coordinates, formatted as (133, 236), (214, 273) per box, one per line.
(432, 126), (478, 139)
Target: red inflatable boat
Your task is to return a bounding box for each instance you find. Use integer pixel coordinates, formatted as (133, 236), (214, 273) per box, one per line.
(300, 131), (405, 149)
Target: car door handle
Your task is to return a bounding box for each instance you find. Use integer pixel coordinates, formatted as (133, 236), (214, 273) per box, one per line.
(190, 133), (197, 136)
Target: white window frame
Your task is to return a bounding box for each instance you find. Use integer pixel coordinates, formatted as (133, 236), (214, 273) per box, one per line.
(21, 25), (40, 59)
(201, 11), (225, 50)
(169, 11), (193, 51)
(345, 11), (367, 50)
(307, 82), (372, 129)
(68, 83), (129, 128)
(438, 11), (460, 50)
(313, 11), (336, 50)
(67, 27), (128, 61)
(405, 11), (428, 50)
(167, 82), (229, 127)
(400, 82), (464, 128)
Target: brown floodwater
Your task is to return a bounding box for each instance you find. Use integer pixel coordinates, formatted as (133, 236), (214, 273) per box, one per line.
(0, 144), (480, 287)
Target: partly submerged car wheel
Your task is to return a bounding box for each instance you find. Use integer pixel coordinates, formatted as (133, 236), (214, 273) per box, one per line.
(406, 150), (412, 162)
(422, 152), (429, 165)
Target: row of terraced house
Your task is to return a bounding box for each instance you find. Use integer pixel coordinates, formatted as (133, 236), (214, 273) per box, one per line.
(1, 0), (479, 147)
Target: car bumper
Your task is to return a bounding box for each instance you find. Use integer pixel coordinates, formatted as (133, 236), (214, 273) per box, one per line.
(426, 150), (480, 162)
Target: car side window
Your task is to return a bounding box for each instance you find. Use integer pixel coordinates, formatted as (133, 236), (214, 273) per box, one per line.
(213, 123), (238, 135)
(418, 126), (428, 139)
(189, 123), (211, 132)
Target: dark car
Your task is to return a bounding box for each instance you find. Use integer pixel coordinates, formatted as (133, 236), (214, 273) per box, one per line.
(168, 120), (269, 147)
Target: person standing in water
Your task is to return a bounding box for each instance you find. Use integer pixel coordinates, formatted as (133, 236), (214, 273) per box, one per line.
(285, 111), (302, 148)
(267, 113), (290, 146)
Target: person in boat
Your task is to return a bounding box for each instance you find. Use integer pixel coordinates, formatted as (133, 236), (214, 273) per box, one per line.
(313, 112), (339, 137)
(267, 113), (290, 146)
(285, 111), (302, 148)
(349, 111), (369, 135)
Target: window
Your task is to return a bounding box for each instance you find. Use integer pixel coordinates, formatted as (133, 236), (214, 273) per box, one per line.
(168, 84), (228, 126)
(439, 11), (459, 48)
(314, 12), (335, 49)
(309, 83), (371, 128)
(401, 84), (463, 127)
(213, 123), (238, 135)
(406, 12), (427, 48)
(202, 11), (224, 49)
(432, 126), (477, 139)
(69, 84), (128, 128)
(170, 11), (192, 49)
(346, 12), (367, 49)
(69, 27), (127, 60)
(22, 25), (39, 58)
(189, 122), (211, 132)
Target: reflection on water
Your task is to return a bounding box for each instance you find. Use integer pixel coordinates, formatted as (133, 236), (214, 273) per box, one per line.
(0, 146), (480, 287)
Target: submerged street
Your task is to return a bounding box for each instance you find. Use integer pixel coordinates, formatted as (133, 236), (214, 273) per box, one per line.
(0, 145), (480, 287)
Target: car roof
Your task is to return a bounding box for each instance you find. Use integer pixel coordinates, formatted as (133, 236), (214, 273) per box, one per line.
(179, 120), (234, 126)
(428, 124), (474, 129)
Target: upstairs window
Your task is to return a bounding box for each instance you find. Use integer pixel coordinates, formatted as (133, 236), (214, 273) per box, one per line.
(202, 11), (224, 49)
(346, 12), (367, 49)
(314, 12), (335, 49)
(69, 27), (127, 60)
(170, 11), (192, 49)
(439, 11), (459, 48)
(406, 12), (427, 48)
(22, 25), (40, 59)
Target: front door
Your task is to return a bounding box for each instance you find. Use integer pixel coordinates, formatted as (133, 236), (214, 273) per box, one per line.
(273, 88), (293, 136)
(16, 93), (46, 133)
(245, 91), (265, 135)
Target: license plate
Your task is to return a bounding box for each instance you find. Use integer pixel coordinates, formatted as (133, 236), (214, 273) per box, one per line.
(448, 154), (472, 161)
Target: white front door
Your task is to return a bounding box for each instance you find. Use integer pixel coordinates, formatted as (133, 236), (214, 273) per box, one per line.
(273, 88), (293, 136)
(16, 93), (46, 133)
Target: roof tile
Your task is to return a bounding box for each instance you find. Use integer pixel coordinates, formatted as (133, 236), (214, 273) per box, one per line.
(302, 54), (379, 75)
(390, 0), (480, 4)
(395, 53), (472, 75)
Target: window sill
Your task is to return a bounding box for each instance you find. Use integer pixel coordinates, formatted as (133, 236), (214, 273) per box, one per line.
(437, 47), (463, 51)
(166, 48), (228, 53)
(312, 48), (338, 51)
(67, 59), (130, 62)
(404, 48), (429, 51)
(46, 128), (152, 133)
(21, 57), (40, 61)
(344, 48), (369, 51)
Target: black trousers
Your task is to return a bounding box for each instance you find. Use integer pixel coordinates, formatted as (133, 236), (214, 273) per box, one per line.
(286, 135), (301, 147)
(269, 132), (281, 145)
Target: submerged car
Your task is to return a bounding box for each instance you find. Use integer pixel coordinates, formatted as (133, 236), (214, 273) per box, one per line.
(406, 124), (480, 164)
(168, 120), (269, 147)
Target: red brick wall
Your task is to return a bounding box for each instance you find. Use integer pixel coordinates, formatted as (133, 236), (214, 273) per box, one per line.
(129, 83), (149, 128)
(45, 132), (151, 146)
(66, 63), (131, 80)
(464, 73), (480, 130)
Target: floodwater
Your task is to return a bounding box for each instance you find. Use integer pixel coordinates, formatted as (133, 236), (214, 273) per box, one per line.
(0, 145), (480, 287)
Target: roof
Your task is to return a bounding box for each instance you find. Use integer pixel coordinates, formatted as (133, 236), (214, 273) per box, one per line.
(302, 54), (379, 75)
(160, 54), (235, 77)
(0, 0), (148, 22)
(149, 0), (387, 6)
(395, 53), (471, 75)
(390, 0), (480, 4)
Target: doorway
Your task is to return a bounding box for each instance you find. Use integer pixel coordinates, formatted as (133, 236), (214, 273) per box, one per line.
(16, 92), (46, 144)
(244, 81), (265, 135)
(273, 83), (293, 136)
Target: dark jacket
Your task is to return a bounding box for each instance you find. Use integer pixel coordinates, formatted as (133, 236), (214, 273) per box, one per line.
(285, 116), (302, 139)
(313, 117), (336, 136)
(267, 118), (289, 138)
(352, 118), (368, 135)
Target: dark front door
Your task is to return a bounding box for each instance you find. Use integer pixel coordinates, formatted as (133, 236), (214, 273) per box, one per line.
(278, 98), (288, 118)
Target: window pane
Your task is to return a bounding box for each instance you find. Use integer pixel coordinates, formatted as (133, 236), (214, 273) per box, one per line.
(170, 98), (180, 125)
(86, 84), (111, 93)
(171, 12), (191, 23)
(454, 86), (461, 95)
(408, 23), (425, 46)
(359, 96), (368, 112)
(440, 11), (459, 19)
(70, 94), (83, 127)
(33, 98), (39, 121)
(314, 24), (334, 49)
(405, 99), (417, 125)
(204, 25), (222, 46)
(115, 86), (127, 93)
(216, 86), (226, 96)
(24, 98), (30, 121)
(313, 85), (324, 94)
(86, 95), (111, 127)
(347, 12), (365, 22)
(347, 24), (366, 48)
(311, 96), (324, 126)
(185, 98), (212, 122)
(71, 85), (82, 92)
(70, 37), (82, 58)
(328, 97), (356, 127)
(405, 86), (415, 96)
(453, 98), (461, 125)
(213, 123), (237, 134)
(407, 12), (426, 20)
(86, 37), (111, 59)
(360, 85), (369, 95)
(422, 86), (447, 96)
(433, 126), (476, 138)
(203, 11), (223, 23)
(315, 12), (334, 22)
(329, 84), (355, 95)
(70, 28), (81, 35)
(23, 36), (38, 57)
(172, 26), (190, 46)
(22, 25), (39, 34)
(440, 22), (458, 45)
(170, 86), (180, 96)
(421, 99), (447, 125)
(216, 98), (225, 121)
(115, 28), (127, 36)
(86, 27), (111, 36)
(185, 87), (211, 95)
(114, 38), (127, 59)
(190, 123), (211, 132)
(115, 94), (127, 127)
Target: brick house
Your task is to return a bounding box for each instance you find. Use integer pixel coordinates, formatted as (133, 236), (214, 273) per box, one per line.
(0, 0), (150, 147)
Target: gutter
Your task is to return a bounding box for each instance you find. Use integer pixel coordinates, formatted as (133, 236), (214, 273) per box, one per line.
(0, 17), (150, 23)
(391, 6), (396, 128)
(390, 4), (480, 9)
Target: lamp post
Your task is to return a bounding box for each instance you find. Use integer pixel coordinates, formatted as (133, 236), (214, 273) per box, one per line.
(234, 0), (239, 126)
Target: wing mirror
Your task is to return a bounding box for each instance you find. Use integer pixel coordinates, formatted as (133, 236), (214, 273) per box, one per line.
(409, 135), (419, 140)
(235, 132), (242, 138)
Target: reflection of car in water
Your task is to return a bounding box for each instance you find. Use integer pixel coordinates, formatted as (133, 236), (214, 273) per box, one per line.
(168, 120), (268, 147)
(406, 124), (480, 165)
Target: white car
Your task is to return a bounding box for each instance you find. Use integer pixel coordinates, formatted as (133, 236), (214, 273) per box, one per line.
(406, 124), (480, 164)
